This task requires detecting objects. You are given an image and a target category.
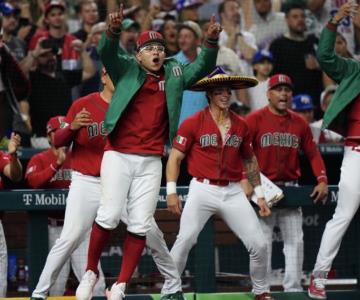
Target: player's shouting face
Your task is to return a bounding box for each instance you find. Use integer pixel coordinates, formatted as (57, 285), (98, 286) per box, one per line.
(267, 85), (292, 115)
(136, 42), (166, 73)
(207, 87), (232, 110)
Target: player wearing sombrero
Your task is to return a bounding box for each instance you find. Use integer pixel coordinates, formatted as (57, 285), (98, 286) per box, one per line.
(165, 66), (275, 300)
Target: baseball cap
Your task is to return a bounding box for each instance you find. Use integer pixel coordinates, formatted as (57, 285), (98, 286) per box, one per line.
(136, 31), (165, 50)
(0, 2), (20, 16)
(122, 18), (140, 31)
(179, 21), (202, 39)
(176, 0), (204, 10)
(268, 74), (293, 90)
(46, 116), (65, 134)
(252, 49), (273, 64)
(292, 94), (314, 111)
(320, 85), (337, 106)
(45, 1), (65, 17)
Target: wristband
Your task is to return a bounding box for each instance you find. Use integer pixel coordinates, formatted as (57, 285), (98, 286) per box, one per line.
(206, 38), (219, 45)
(166, 181), (177, 195)
(254, 185), (265, 199)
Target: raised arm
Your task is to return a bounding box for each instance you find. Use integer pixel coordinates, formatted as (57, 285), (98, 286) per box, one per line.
(317, 1), (359, 82)
(3, 133), (22, 182)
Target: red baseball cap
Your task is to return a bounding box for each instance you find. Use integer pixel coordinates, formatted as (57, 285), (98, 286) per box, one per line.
(45, 1), (65, 16)
(46, 116), (65, 134)
(268, 74), (293, 90)
(136, 31), (165, 50)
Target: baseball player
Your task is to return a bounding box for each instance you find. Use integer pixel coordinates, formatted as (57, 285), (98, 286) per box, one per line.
(29, 70), (183, 300)
(76, 4), (221, 300)
(308, 2), (360, 299)
(165, 67), (274, 300)
(26, 116), (104, 298)
(0, 133), (22, 297)
(245, 74), (329, 292)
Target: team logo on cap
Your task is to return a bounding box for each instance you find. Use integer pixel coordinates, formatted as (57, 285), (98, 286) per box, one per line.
(148, 31), (158, 39)
(278, 75), (287, 83)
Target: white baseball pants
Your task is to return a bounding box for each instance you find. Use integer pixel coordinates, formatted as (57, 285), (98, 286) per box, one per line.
(170, 179), (270, 295)
(259, 207), (304, 292)
(32, 172), (106, 299)
(313, 147), (360, 275)
(96, 151), (162, 235)
(0, 221), (7, 297)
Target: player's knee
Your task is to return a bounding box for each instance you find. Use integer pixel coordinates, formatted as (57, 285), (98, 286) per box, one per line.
(250, 238), (267, 258)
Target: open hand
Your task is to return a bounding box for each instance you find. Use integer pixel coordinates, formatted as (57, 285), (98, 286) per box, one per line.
(311, 182), (328, 204)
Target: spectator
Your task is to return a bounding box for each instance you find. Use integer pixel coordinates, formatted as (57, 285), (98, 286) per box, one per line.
(0, 132), (22, 297)
(119, 18), (140, 55)
(142, 0), (178, 32)
(0, 37), (31, 147)
(26, 116), (106, 297)
(218, 0), (257, 75)
(248, 49), (273, 111)
(159, 16), (179, 57)
(178, 0), (203, 22)
(73, 0), (99, 42)
(292, 94), (315, 124)
(245, 0), (288, 49)
(311, 86), (343, 144)
(269, 2), (322, 114)
(0, 2), (26, 62)
(175, 20), (208, 126)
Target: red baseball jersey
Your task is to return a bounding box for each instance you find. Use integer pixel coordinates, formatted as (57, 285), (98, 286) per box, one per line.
(26, 149), (72, 189)
(105, 73), (168, 156)
(246, 106), (327, 183)
(173, 107), (253, 181)
(0, 151), (11, 189)
(61, 92), (109, 177)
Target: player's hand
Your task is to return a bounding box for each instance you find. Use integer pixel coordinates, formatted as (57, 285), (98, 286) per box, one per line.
(206, 14), (222, 40)
(333, 0), (358, 23)
(8, 132), (21, 154)
(257, 198), (271, 217)
(71, 108), (92, 130)
(240, 179), (253, 200)
(167, 194), (182, 216)
(55, 147), (66, 166)
(311, 182), (328, 204)
(108, 3), (124, 32)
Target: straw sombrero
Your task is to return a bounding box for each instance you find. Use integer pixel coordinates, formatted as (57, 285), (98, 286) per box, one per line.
(190, 66), (258, 91)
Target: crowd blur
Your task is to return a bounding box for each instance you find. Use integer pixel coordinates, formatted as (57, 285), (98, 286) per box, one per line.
(1, 0), (356, 150)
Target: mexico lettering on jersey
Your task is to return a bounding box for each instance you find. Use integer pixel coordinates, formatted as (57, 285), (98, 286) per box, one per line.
(246, 107), (327, 183)
(0, 151), (11, 189)
(173, 107), (253, 181)
(63, 92), (109, 177)
(25, 149), (72, 189)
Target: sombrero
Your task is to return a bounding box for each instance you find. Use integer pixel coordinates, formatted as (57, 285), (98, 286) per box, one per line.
(190, 66), (258, 91)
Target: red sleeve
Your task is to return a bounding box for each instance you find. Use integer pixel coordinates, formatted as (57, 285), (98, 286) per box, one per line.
(172, 118), (196, 153)
(54, 102), (78, 148)
(0, 152), (10, 172)
(25, 156), (59, 189)
(239, 125), (254, 160)
(245, 113), (258, 141)
(301, 123), (328, 183)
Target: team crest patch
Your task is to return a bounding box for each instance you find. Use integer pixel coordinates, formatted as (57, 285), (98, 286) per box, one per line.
(176, 135), (187, 146)
(172, 66), (182, 77)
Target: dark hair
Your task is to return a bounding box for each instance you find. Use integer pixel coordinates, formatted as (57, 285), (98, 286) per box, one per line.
(283, 1), (305, 16)
(218, 0), (236, 15)
(159, 15), (177, 35)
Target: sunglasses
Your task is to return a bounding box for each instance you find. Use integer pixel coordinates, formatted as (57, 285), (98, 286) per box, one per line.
(139, 44), (165, 53)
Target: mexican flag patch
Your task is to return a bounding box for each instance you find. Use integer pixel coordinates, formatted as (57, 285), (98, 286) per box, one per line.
(176, 135), (187, 146)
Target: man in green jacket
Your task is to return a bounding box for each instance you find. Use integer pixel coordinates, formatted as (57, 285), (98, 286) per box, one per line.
(76, 4), (220, 300)
(308, 1), (360, 299)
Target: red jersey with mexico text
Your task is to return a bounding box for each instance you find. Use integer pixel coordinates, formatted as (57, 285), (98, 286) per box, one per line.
(0, 151), (11, 189)
(105, 72), (168, 155)
(26, 149), (72, 189)
(246, 107), (327, 183)
(64, 92), (109, 176)
(173, 107), (253, 181)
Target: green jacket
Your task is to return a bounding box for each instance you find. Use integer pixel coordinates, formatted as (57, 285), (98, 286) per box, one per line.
(98, 33), (218, 143)
(317, 26), (360, 135)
